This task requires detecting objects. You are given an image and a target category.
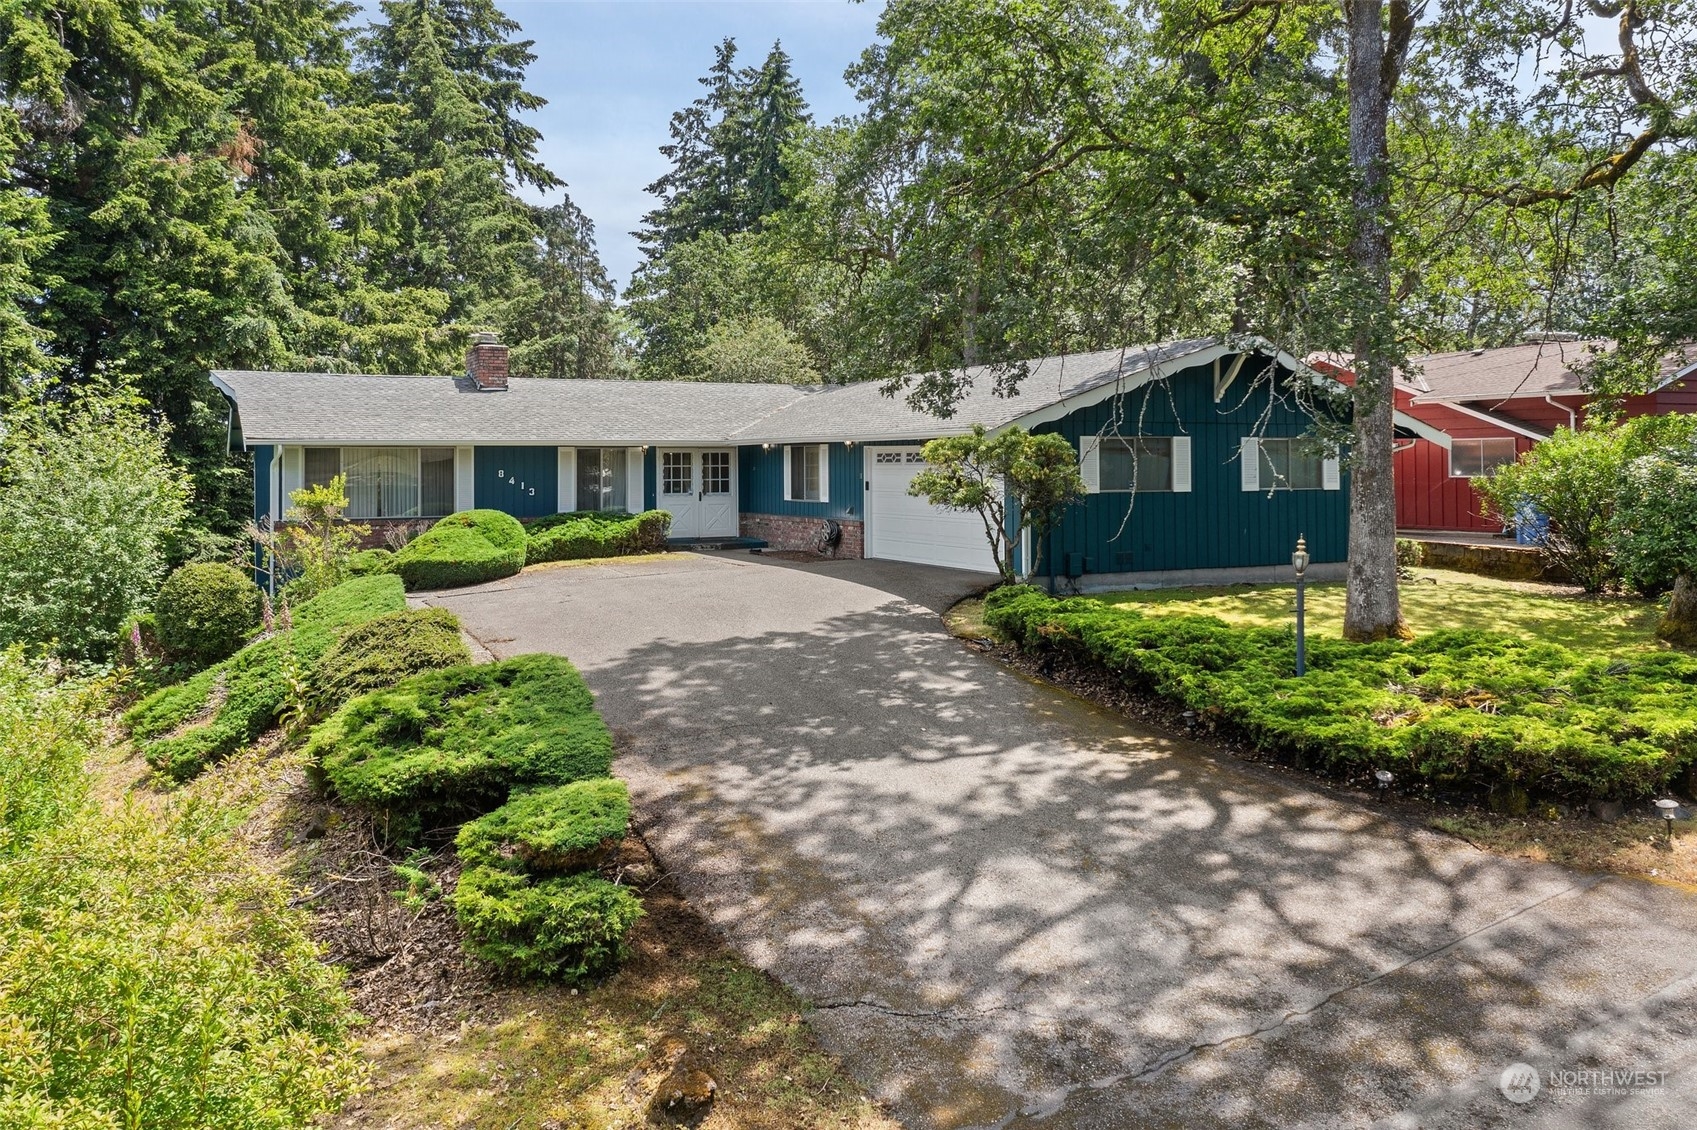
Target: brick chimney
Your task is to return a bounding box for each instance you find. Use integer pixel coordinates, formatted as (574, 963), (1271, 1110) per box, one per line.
(466, 332), (509, 391)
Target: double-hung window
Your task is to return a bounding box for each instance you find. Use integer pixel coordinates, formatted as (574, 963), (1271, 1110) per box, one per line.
(301, 447), (455, 517)
(1099, 437), (1175, 492)
(1257, 438), (1324, 491)
(575, 448), (629, 511)
(1449, 437), (1518, 478)
(785, 444), (827, 502)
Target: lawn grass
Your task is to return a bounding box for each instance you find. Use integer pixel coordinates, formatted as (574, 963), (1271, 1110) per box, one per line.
(1098, 568), (1668, 656)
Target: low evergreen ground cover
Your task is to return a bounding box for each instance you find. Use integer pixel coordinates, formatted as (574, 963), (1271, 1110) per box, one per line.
(310, 654), (614, 839)
(307, 653), (642, 981)
(393, 509), (527, 590)
(985, 585), (1697, 802)
(308, 606), (471, 714)
(524, 509), (671, 565)
(125, 575), (409, 781)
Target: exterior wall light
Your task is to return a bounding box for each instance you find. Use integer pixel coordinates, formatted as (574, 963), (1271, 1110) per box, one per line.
(1292, 534), (1310, 677)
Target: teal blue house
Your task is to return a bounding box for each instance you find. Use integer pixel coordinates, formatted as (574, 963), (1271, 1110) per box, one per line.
(214, 335), (1445, 589)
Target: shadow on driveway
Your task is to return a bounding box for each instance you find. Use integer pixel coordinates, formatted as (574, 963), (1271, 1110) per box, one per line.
(427, 553), (1697, 1129)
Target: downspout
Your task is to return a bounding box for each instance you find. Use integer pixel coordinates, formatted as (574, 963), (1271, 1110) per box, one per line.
(1544, 394), (1576, 431)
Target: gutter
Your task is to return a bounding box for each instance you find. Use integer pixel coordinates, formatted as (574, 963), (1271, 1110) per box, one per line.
(1544, 394), (1577, 430)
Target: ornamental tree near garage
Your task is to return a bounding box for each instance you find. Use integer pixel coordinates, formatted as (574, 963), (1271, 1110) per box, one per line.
(909, 425), (1085, 584)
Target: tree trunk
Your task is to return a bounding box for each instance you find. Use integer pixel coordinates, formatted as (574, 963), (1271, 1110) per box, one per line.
(1341, 0), (1408, 642)
(1659, 572), (1697, 648)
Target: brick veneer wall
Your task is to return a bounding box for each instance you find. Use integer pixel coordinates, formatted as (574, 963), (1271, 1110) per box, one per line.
(740, 513), (864, 559)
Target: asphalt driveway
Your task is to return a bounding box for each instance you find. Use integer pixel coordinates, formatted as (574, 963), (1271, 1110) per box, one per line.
(423, 552), (1697, 1129)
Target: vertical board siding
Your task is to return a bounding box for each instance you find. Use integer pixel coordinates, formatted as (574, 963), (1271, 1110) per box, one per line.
(738, 443), (865, 521)
(643, 447), (659, 512)
(1037, 359), (1352, 574)
(473, 446), (559, 517)
(252, 445), (274, 526)
(1393, 437), (1520, 532)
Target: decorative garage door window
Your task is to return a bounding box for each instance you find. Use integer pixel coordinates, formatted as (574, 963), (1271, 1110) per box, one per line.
(701, 451), (731, 495)
(303, 446), (454, 517)
(661, 451), (692, 495)
(575, 448), (629, 511)
(874, 450), (926, 464)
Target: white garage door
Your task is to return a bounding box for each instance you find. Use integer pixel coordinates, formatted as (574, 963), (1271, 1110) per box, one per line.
(864, 447), (999, 574)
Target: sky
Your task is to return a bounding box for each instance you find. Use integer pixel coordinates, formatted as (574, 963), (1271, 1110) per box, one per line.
(502, 1), (886, 291)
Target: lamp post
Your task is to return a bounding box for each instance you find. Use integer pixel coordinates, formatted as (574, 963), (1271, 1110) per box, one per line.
(1292, 535), (1310, 677)
(1657, 797), (1681, 844)
(1374, 769), (1394, 801)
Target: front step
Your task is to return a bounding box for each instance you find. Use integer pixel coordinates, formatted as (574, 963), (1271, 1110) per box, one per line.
(668, 535), (769, 551)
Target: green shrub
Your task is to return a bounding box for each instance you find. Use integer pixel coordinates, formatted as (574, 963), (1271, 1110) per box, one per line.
(456, 779), (631, 874)
(393, 510), (527, 590)
(0, 651), (100, 859)
(1394, 538), (1425, 568)
(348, 547), (396, 576)
(154, 562), (264, 667)
(982, 586), (1697, 800)
(124, 575), (408, 782)
(0, 747), (361, 1128)
(119, 610), (163, 667)
(452, 865), (643, 980)
(308, 607), (472, 715)
(524, 509), (672, 565)
(0, 393), (191, 663)
(310, 654), (614, 837)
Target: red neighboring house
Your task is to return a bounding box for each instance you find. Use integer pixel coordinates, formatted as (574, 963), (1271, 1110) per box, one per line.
(1391, 339), (1697, 533)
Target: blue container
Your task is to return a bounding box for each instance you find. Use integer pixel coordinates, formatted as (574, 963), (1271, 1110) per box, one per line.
(1513, 501), (1549, 546)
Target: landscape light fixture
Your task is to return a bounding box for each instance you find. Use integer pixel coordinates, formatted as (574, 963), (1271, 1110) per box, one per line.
(1182, 709), (1199, 731)
(1657, 797), (1681, 843)
(1374, 769), (1394, 800)
(1292, 535), (1310, 677)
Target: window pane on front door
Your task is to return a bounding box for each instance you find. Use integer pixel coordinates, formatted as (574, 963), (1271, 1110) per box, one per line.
(701, 451), (730, 495)
(662, 451), (692, 495)
(577, 448), (603, 511)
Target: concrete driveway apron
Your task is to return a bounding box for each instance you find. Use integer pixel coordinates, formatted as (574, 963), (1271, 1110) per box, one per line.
(422, 552), (1697, 1129)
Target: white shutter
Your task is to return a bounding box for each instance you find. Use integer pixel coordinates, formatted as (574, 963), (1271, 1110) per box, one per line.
(1240, 437), (1260, 492)
(558, 448), (577, 512)
(282, 446), (304, 508)
(626, 448), (644, 511)
(1171, 435), (1193, 493)
(1078, 435), (1101, 494)
(1323, 453), (1341, 491)
(782, 446), (793, 501)
(817, 444), (830, 504)
(453, 446), (474, 513)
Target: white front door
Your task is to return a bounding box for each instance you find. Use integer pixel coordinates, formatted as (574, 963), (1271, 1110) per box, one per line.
(864, 446), (999, 573)
(658, 449), (737, 539)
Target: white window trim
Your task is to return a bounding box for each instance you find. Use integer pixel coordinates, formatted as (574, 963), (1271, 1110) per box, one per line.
(293, 445), (456, 519)
(1088, 435), (1191, 494)
(783, 444), (829, 503)
(558, 447), (577, 511)
(1246, 436), (1334, 493)
(1448, 437), (1518, 479)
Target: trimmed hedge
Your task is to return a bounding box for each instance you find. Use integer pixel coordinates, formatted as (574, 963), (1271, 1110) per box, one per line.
(525, 510), (672, 565)
(347, 548), (396, 576)
(153, 562), (263, 667)
(307, 607), (471, 715)
(455, 779), (630, 874)
(309, 654), (613, 838)
(984, 585), (1697, 801)
(451, 866), (643, 981)
(393, 510), (526, 590)
(124, 575), (408, 781)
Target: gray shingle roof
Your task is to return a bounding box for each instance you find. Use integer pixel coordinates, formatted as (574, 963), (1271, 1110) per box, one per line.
(213, 338), (1238, 446)
(211, 372), (813, 445)
(1406, 340), (1608, 403)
